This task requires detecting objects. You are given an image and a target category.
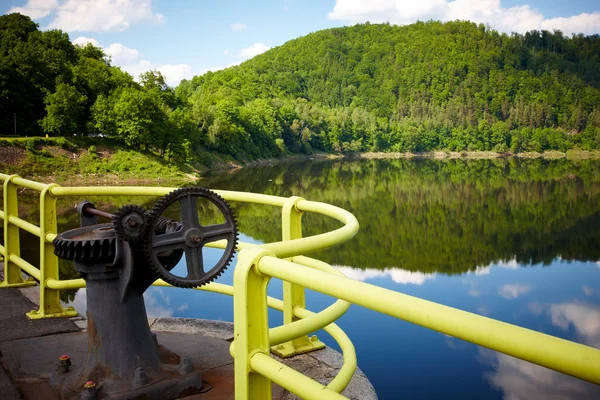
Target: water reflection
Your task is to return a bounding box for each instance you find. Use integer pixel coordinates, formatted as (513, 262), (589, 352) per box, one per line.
(480, 349), (600, 399)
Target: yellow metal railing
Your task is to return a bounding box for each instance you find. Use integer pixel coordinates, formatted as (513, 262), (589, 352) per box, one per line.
(0, 174), (599, 400)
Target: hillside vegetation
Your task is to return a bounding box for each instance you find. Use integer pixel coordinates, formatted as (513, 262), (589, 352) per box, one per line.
(2, 14), (600, 165)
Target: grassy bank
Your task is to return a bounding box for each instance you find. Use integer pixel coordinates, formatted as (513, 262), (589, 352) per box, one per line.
(1, 137), (599, 185)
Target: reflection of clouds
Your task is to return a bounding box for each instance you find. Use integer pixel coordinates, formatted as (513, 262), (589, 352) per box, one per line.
(549, 303), (600, 348)
(477, 305), (490, 316)
(497, 258), (519, 269)
(582, 285), (594, 296)
(480, 348), (600, 399)
(528, 301), (600, 348)
(69, 287), (176, 318)
(144, 289), (174, 318)
(177, 303), (189, 312)
(499, 284), (531, 299)
(334, 266), (436, 285)
(70, 288), (87, 316)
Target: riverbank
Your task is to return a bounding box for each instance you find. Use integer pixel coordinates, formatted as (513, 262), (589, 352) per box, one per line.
(1, 136), (599, 185)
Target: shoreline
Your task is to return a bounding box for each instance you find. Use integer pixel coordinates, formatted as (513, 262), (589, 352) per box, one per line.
(3, 149), (599, 186)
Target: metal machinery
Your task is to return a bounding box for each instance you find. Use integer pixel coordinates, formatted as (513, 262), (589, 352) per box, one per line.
(50, 187), (238, 399)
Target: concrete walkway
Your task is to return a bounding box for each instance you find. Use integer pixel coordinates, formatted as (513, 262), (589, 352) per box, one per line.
(0, 271), (377, 399)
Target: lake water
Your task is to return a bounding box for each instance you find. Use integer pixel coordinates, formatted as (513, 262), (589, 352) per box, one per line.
(10, 157), (600, 399)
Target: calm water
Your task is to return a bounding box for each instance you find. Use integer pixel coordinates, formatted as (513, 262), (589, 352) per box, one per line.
(10, 158), (600, 399)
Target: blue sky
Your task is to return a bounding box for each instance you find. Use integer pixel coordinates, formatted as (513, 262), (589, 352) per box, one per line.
(3, 0), (600, 86)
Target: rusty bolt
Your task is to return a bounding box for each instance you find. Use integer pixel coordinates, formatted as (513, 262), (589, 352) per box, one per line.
(134, 366), (149, 387)
(179, 356), (193, 375)
(190, 235), (202, 243)
(57, 354), (71, 374)
(81, 381), (97, 400)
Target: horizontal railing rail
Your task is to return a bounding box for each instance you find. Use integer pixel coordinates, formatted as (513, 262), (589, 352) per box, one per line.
(1, 174), (599, 400)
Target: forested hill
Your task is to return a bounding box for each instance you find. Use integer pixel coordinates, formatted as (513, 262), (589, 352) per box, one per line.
(2, 15), (600, 164)
(178, 21), (600, 156)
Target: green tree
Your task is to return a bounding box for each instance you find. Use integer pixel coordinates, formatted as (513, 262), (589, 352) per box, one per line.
(39, 83), (87, 135)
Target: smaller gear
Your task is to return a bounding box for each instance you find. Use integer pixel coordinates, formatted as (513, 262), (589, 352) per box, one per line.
(112, 205), (147, 243)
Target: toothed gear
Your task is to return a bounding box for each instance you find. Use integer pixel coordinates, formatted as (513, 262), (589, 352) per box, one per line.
(144, 187), (238, 288)
(53, 224), (117, 263)
(112, 205), (147, 242)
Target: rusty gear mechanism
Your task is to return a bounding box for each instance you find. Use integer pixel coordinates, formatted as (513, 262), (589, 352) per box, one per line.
(144, 187), (238, 288)
(112, 204), (147, 242)
(53, 224), (117, 263)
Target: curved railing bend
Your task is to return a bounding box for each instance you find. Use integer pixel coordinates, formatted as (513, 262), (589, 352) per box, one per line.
(1, 174), (599, 400)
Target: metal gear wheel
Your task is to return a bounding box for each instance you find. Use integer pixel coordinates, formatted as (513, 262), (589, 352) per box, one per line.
(53, 223), (117, 263)
(112, 205), (147, 243)
(143, 187), (238, 288)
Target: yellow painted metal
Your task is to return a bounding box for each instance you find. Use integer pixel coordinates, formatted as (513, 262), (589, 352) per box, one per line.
(233, 248), (274, 400)
(1, 175), (35, 288)
(9, 255), (41, 281)
(273, 196), (326, 358)
(258, 256), (600, 385)
(12, 177), (49, 192)
(46, 278), (86, 290)
(8, 216), (42, 237)
(250, 353), (348, 400)
(294, 307), (357, 393)
(29, 184), (77, 319)
(261, 199), (359, 258)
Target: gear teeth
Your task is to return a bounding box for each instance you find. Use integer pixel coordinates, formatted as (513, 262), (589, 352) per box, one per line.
(53, 223), (117, 263)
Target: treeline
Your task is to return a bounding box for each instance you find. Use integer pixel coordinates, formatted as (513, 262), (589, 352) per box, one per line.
(177, 21), (600, 156)
(2, 14), (600, 160)
(0, 13), (192, 162)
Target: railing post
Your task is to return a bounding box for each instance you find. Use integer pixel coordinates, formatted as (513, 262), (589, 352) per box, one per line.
(233, 248), (273, 400)
(0, 175), (35, 288)
(272, 196), (325, 358)
(27, 184), (77, 319)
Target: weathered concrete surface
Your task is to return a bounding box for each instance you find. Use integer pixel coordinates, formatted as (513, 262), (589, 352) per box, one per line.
(0, 270), (377, 399)
(148, 318), (377, 400)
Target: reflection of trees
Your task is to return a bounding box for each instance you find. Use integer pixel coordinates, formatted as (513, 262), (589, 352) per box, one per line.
(202, 158), (600, 274)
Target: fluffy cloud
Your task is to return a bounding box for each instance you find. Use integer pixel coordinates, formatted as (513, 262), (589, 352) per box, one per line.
(499, 284), (531, 299)
(72, 36), (100, 47)
(8, 0), (58, 19)
(230, 22), (246, 31)
(334, 265), (436, 285)
(9, 0), (164, 32)
(327, 0), (600, 36)
(241, 42), (271, 58)
(72, 38), (192, 86)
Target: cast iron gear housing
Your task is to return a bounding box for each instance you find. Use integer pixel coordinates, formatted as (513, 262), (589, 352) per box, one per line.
(143, 187), (238, 288)
(112, 204), (148, 243)
(53, 223), (117, 263)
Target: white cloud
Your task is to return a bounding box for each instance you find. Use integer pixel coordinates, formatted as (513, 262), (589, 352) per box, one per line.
(9, 0), (164, 33)
(499, 284), (531, 299)
(8, 0), (58, 19)
(231, 22), (246, 31)
(335, 265), (436, 285)
(223, 49), (230, 55)
(72, 38), (192, 86)
(105, 43), (141, 65)
(583, 285), (594, 296)
(327, 0), (600, 36)
(241, 42), (271, 58)
(72, 36), (101, 47)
